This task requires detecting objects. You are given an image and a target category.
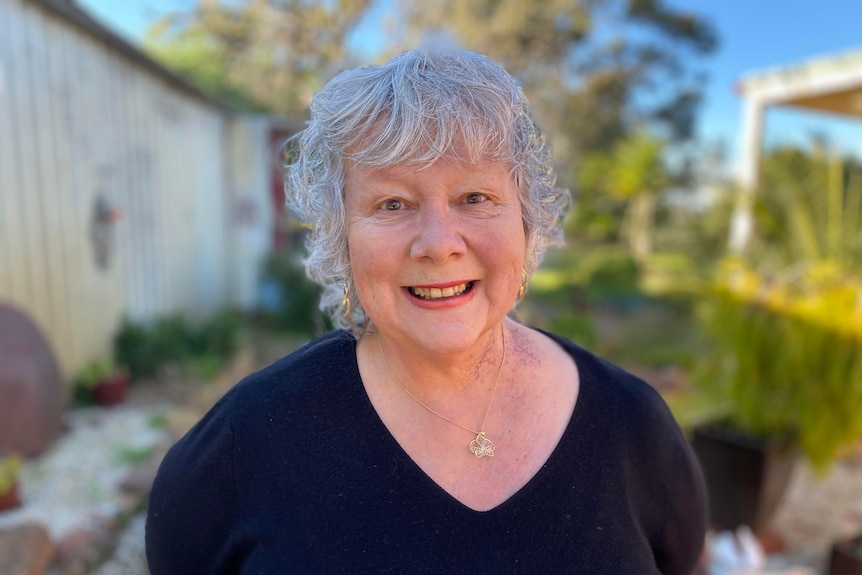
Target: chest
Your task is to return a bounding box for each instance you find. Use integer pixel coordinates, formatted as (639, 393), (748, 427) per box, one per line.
(234, 446), (661, 575)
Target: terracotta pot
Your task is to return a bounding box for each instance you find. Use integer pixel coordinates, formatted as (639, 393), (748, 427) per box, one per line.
(91, 371), (129, 407)
(0, 481), (21, 512)
(829, 536), (862, 575)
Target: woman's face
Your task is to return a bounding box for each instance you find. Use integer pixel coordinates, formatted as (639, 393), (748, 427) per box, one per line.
(345, 157), (526, 356)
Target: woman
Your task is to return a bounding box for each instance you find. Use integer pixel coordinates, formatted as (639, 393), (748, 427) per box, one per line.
(146, 49), (706, 574)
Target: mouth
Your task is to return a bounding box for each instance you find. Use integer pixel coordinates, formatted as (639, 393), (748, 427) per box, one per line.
(408, 281), (475, 300)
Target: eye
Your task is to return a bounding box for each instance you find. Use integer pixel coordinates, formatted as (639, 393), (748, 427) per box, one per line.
(383, 199), (402, 211)
(464, 193), (485, 204)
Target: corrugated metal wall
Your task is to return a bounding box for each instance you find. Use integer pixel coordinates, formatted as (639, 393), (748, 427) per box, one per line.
(0, 0), (269, 379)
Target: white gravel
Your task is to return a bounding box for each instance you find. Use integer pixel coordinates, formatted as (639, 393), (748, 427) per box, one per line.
(0, 406), (170, 541)
(92, 511), (149, 575)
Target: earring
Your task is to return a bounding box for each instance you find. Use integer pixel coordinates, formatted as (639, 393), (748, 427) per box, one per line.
(342, 280), (351, 319)
(517, 269), (527, 301)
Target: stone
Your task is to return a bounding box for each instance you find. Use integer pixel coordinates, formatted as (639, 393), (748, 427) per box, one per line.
(118, 456), (162, 498)
(0, 522), (54, 575)
(0, 304), (65, 457)
(54, 526), (111, 574)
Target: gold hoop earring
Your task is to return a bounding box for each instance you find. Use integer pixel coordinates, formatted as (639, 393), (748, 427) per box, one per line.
(517, 269), (527, 301)
(342, 280), (351, 319)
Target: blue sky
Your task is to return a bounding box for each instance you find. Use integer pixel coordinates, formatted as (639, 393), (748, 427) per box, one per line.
(78, 0), (862, 168)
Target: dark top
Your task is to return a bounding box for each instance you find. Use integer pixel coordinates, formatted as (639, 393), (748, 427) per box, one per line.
(146, 329), (706, 574)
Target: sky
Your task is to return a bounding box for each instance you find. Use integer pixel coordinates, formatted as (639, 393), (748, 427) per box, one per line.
(77, 0), (862, 171)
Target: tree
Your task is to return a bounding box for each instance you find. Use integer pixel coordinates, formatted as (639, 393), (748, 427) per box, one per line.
(392, 0), (716, 152)
(609, 129), (669, 263)
(144, 0), (374, 117)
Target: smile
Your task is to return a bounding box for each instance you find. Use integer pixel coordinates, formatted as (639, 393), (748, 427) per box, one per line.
(408, 282), (475, 300)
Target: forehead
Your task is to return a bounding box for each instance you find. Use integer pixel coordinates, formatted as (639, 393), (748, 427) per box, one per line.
(344, 157), (515, 191)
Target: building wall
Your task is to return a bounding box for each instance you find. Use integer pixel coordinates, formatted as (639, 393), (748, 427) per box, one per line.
(0, 0), (246, 378)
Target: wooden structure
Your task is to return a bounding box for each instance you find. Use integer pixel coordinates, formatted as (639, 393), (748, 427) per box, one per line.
(0, 0), (297, 378)
(730, 48), (862, 252)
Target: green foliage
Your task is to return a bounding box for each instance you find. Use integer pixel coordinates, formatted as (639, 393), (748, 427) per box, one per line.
(546, 312), (598, 349)
(697, 258), (862, 471)
(148, 411), (168, 429)
(113, 309), (244, 381)
(695, 142), (862, 470)
(569, 129), (675, 263)
(257, 251), (329, 337)
(76, 359), (117, 390)
(755, 143), (862, 269)
(0, 454), (22, 494)
(539, 246), (641, 298)
(114, 446), (155, 466)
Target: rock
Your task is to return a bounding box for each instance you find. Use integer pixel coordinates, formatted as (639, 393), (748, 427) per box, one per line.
(118, 456), (162, 498)
(0, 305), (65, 457)
(0, 522), (54, 575)
(54, 526), (111, 575)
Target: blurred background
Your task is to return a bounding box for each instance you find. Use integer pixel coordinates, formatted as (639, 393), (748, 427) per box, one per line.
(0, 0), (861, 573)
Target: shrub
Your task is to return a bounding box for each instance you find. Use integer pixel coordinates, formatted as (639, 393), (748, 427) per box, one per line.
(113, 309), (244, 381)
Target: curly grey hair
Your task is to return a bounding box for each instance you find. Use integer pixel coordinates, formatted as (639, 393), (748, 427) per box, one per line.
(285, 48), (570, 334)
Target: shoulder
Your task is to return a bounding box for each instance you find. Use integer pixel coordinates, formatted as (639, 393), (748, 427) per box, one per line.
(539, 329), (673, 427)
(157, 329), (358, 475)
(221, 329), (358, 413)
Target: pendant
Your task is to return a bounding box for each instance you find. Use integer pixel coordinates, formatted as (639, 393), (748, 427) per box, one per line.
(469, 432), (495, 458)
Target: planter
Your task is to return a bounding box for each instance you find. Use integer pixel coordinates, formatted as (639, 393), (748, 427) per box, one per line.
(829, 536), (862, 575)
(691, 422), (798, 532)
(90, 370), (129, 407)
(0, 481), (21, 512)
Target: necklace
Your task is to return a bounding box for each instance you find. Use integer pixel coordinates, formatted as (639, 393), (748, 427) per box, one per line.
(377, 327), (506, 458)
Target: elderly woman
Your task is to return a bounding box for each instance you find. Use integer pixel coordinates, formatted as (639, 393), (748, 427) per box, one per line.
(146, 49), (706, 574)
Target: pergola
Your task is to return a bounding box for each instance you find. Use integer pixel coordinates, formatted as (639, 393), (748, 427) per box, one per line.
(729, 49), (862, 252)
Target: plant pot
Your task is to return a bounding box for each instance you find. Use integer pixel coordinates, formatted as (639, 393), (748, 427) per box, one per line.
(0, 481), (21, 512)
(91, 371), (129, 406)
(691, 422), (798, 532)
(829, 536), (862, 575)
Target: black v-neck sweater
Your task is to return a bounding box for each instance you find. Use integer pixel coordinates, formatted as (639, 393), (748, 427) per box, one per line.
(146, 329), (706, 574)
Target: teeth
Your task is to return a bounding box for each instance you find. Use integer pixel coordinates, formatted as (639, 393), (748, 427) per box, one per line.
(411, 282), (471, 300)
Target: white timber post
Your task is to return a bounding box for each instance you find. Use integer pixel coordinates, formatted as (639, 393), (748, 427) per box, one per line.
(728, 94), (765, 254)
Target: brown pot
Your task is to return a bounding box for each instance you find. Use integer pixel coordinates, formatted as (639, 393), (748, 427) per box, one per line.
(91, 371), (129, 407)
(829, 536), (862, 575)
(0, 481), (21, 512)
(691, 422), (798, 532)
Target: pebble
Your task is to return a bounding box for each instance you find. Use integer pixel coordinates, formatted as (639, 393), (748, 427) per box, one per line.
(0, 405), (170, 575)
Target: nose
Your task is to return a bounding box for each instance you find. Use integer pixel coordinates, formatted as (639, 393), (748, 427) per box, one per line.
(410, 203), (466, 263)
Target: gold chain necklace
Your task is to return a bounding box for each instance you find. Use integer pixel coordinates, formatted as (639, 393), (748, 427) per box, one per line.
(377, 327), (506, 458)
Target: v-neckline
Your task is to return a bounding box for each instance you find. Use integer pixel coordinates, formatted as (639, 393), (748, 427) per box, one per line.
(350, 332), (589, 514)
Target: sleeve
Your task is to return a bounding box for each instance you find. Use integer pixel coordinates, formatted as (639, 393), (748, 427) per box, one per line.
(145, 396), (240, 575)
(652, 434), (708, 575)
(635, 389), (707, 575)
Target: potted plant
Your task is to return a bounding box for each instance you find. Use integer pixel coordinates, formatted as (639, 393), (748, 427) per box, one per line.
(76, 359), (130, 407)
(828, 534), (862, 575)
(0, 454), (22, 512)
(692, 257), (862, 531)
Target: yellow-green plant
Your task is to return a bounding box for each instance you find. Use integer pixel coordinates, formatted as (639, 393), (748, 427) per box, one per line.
(76, 359), (116, 390)
(0, 454), (22, 494)
(698, 257), (862, 470)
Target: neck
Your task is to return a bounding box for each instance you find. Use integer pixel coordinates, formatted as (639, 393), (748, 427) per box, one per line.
(373, 322), (507, 399)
